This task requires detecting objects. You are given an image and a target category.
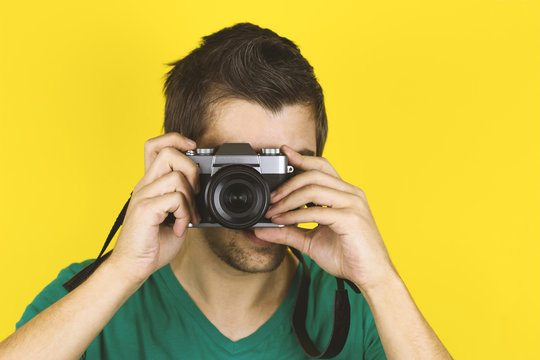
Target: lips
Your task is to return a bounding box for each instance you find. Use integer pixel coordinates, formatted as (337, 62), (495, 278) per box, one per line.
(241, 229), (273, 247)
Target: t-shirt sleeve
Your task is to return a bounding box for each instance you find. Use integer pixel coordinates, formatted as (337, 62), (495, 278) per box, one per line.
(15, 258), (95, 331)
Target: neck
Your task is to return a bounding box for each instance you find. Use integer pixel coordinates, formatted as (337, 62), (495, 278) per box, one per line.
(169, 229), (300, 321)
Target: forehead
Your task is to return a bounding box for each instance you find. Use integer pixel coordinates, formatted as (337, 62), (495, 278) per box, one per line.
(198, 98), (317, 156)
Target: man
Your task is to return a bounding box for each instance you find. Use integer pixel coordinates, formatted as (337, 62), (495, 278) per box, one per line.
(0, 23), (453, 359)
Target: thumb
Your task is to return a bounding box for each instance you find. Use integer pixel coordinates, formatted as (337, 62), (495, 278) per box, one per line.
(254, 225), (312, 255)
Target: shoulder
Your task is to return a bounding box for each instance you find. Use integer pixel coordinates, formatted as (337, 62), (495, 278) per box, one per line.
(16, 258), (96, 330)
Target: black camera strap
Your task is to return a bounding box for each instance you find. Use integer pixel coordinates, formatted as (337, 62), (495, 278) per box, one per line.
(62, 192), (133, 292)
(289, 247), (361, 358)
(62, 192), (361, 358)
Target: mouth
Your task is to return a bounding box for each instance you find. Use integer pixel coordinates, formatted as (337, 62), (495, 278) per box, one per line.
(241, 229), (274, 247)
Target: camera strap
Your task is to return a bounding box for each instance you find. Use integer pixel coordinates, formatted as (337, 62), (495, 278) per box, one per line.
(62, 192), (133, 292)
(62, 192), (361, 359)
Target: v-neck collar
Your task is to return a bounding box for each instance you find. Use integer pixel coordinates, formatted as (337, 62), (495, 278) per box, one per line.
(156, 259), (302, 354)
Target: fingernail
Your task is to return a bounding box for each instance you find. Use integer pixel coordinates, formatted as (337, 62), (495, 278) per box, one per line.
(270, 190), (278, 199)
(187, 139), (196, 147)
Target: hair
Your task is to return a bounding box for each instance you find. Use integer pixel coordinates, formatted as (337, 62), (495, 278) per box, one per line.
(162, 22), (328, 156)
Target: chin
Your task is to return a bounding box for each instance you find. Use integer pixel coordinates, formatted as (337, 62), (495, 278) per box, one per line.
(202, 227), (288, 274)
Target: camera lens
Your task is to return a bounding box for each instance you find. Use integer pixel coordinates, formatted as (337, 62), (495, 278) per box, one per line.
(223, 183), (252, 213)
(207, 165), (270, 229)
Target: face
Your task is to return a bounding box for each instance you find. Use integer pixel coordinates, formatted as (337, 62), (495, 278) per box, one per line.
(192, 98), (317, 274)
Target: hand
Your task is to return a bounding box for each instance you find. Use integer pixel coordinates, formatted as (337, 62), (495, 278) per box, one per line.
(108, 132), (201, 284)
(254, 145), (398, 293)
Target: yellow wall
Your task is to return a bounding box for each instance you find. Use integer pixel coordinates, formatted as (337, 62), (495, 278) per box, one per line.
(1, 1), (539, 358)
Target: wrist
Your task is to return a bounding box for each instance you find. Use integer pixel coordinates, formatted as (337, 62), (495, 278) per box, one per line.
(353, 262), (403, 297)
(359, 268), (406, 305)
(99, 256), (149, 291)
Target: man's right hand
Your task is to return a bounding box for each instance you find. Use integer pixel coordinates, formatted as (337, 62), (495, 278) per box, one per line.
(0, 132), (203, 360)
(108, 132), (201, 285)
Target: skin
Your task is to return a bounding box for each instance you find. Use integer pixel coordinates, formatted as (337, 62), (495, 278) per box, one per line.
(163, 98), (453, 357)
(0, 97), (453, 359)
(167, 98), (315, 340)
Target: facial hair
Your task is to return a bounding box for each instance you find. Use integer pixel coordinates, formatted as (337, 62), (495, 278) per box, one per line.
(201, 228), (288, 273)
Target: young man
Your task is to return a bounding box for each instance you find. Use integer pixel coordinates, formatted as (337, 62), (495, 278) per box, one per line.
(0, 23), (453, 359)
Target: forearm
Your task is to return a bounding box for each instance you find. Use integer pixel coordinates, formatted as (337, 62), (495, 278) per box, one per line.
(360, 271), (453, 360)
(0, 258), (144, 360)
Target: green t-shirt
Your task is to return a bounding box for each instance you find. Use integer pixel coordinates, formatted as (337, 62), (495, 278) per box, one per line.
(16, 255), (387, 359)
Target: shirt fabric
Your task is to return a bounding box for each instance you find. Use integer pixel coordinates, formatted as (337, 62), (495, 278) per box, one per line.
(16, 254), (387, 359)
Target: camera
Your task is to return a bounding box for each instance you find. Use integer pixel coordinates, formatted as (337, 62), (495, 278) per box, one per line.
(163, 143), (295, 230)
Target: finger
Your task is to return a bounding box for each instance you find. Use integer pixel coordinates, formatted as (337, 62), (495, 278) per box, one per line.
(139, 191), (192, 235)
(144, 132), (197, 173)
(253, 225), (315, 256)
(269, 206), (353, 236)
(265, 184), (359, 219)
(281, 144), (340, 179)
(167, 191), (191, 238)
(135, 170), (200, 225)
(138, 146), (200, 195)
(270, 169), (364, 204)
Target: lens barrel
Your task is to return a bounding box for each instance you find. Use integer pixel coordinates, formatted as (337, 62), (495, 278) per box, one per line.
(206, 165), (270, 229)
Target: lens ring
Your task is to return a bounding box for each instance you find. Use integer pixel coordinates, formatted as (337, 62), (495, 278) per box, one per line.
(207, 165), (270, 229)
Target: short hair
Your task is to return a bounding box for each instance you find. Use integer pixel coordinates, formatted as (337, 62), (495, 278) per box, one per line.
(162, 22), (328, 156)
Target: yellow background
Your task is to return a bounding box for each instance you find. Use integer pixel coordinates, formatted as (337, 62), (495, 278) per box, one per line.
(1, 0), (539, 358)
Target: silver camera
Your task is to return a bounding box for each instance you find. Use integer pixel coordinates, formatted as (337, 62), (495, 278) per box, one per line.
(163, 143), (295, 229)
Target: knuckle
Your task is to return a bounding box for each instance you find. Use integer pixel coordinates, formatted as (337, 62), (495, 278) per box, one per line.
(144, 137), (155, 150)
(161, 146), (175, 157)
(173, 194), (189, 217)
(171, 170), (184, 185)
(154, 146), (174, 163)
(356, 187), (367, 198)
(186, 164), (198, 181)
(347, 209), (362, 224)
(144, 139), (152, 152)
(172, 172), (192, 197)
(190, 162), (200, 176)
(172, 191), (184, 204)
(153, 146), (170, 161)
(135, 198), (151, 215)
(144, 136), (161, 153)
(306, 183), (319, 193)
(300, 169), (317, 182)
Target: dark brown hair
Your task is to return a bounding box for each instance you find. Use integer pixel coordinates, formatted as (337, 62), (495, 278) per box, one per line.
(162, 22), (328, 156)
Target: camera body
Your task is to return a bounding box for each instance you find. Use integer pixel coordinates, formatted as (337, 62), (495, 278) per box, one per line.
(164, 143), (295, 229)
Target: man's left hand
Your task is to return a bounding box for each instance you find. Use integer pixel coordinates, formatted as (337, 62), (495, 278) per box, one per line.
(253, 145), (398, 293)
